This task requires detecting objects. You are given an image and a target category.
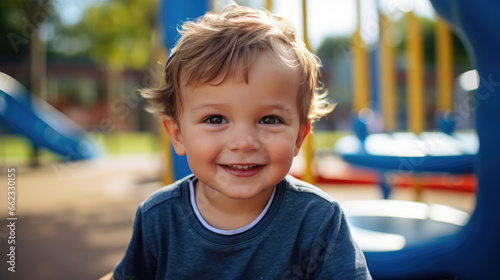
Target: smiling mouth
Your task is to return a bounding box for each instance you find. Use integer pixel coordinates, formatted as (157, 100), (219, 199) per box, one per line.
(224, 164), (260, 170)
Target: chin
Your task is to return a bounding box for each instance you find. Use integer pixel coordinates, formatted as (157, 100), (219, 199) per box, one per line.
(225, 185), (273, 200)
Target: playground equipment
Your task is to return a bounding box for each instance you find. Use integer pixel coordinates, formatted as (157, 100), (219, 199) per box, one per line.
(336, 1), (477, 199)
(0, 72), (100, 161)
(337, 1), (500, 279)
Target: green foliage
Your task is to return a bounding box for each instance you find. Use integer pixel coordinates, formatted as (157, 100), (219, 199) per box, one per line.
(71, 0), (158, 70)
(0, 0), (157, 69)
(0, 0), (53, 56)
(316, 36), (351, 62)
(395, 16), (471, 68)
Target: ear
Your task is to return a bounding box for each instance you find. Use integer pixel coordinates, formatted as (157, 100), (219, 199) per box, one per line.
(294, 122), (311, 157)
(162, 118), (186, 156)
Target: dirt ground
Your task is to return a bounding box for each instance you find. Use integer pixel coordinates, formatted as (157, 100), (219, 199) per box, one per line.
(0, 155), (162, 280)
(0, 154), (475, 280)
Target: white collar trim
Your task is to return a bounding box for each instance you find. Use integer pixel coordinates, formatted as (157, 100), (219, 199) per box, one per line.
(189, 178), (276, 235)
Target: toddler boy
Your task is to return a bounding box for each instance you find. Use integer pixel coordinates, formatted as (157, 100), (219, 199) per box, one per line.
(113, 3), (370, 279)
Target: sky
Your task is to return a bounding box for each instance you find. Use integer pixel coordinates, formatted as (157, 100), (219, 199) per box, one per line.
(56, 0), (437, 51)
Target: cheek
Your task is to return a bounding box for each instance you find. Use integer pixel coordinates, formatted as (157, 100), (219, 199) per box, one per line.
(184, 131), (221, 161)
(267, 137), (297, 163)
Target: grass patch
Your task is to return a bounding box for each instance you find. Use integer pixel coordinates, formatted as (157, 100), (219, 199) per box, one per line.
(0, 132), (162, 166)
(313, 130), (351, 150)
(92, 132), (161, 155)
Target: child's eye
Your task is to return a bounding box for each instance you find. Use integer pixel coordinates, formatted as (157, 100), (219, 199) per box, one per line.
(259, 115), (283, 125)
(203, 115), (227, 124)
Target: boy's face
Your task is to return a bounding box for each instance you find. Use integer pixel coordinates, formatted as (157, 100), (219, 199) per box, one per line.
(164, 53), (310, 201)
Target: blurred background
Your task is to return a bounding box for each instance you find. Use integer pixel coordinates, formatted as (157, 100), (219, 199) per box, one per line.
(0, 0), (479, 279)
(0, 0), (475, 164)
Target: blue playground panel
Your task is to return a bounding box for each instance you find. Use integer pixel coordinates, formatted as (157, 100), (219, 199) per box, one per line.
(0, 73), (100, 161)
(161, 0), (209, 50)
(335, 132), (478, 174)
(160, 0), (208, 180)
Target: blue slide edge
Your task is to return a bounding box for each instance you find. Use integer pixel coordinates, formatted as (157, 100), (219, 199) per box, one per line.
(0, 87), (101, 161)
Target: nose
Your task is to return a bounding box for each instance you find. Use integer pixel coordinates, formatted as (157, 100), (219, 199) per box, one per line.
(226, 124), (261, 152)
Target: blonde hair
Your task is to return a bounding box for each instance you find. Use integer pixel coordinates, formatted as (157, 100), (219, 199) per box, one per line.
(142, 3), (334, 125)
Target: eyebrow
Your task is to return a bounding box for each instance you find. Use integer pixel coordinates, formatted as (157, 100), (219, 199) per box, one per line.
(191, 103), (295, 114)
(190, 103), (227, 112)
(263, 104), (295, 115)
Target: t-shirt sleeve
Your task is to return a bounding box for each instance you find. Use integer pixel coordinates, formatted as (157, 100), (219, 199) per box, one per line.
(113, 204), (157, 280)
(309, 202), (372, 279)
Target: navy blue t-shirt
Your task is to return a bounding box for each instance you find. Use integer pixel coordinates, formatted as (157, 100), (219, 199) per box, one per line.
(114, 175), (371, 279)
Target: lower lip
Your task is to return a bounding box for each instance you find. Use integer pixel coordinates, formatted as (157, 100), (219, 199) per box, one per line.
(220, 165), (264, 177)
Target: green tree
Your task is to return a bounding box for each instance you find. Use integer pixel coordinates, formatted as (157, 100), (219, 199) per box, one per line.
(1, 0), (51, 57)
(1, 0), (54, 100)
(73, 0), (158, 70)
(58, 0), (158, 130)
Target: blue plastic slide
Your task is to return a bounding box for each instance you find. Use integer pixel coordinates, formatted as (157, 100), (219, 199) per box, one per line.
(0, 72), (100, 161)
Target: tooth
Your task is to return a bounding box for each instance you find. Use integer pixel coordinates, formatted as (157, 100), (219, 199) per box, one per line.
(227, 164), (257, 170)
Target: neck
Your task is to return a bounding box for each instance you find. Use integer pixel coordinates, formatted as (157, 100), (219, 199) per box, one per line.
(194, 181), (274, 230)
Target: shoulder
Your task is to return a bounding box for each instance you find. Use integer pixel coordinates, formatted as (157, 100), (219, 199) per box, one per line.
(281, 175), (342, 220)
(140, 175), (193, 213)
(284, 175), (336, 204)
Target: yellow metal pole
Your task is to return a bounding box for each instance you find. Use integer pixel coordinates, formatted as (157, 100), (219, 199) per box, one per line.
(301, 0), (310, 51)
(406, 11), (424, 135)
(352, 0), (369, 112)
(379, 14), (396, 132)
(161, 123), (174, 185)
(265, 0), (272, 12)
(436, 17), (453, 112)
(300, 0), (315, 185)
(406, 12), (425, 201)
(302, 136), (315, 184)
